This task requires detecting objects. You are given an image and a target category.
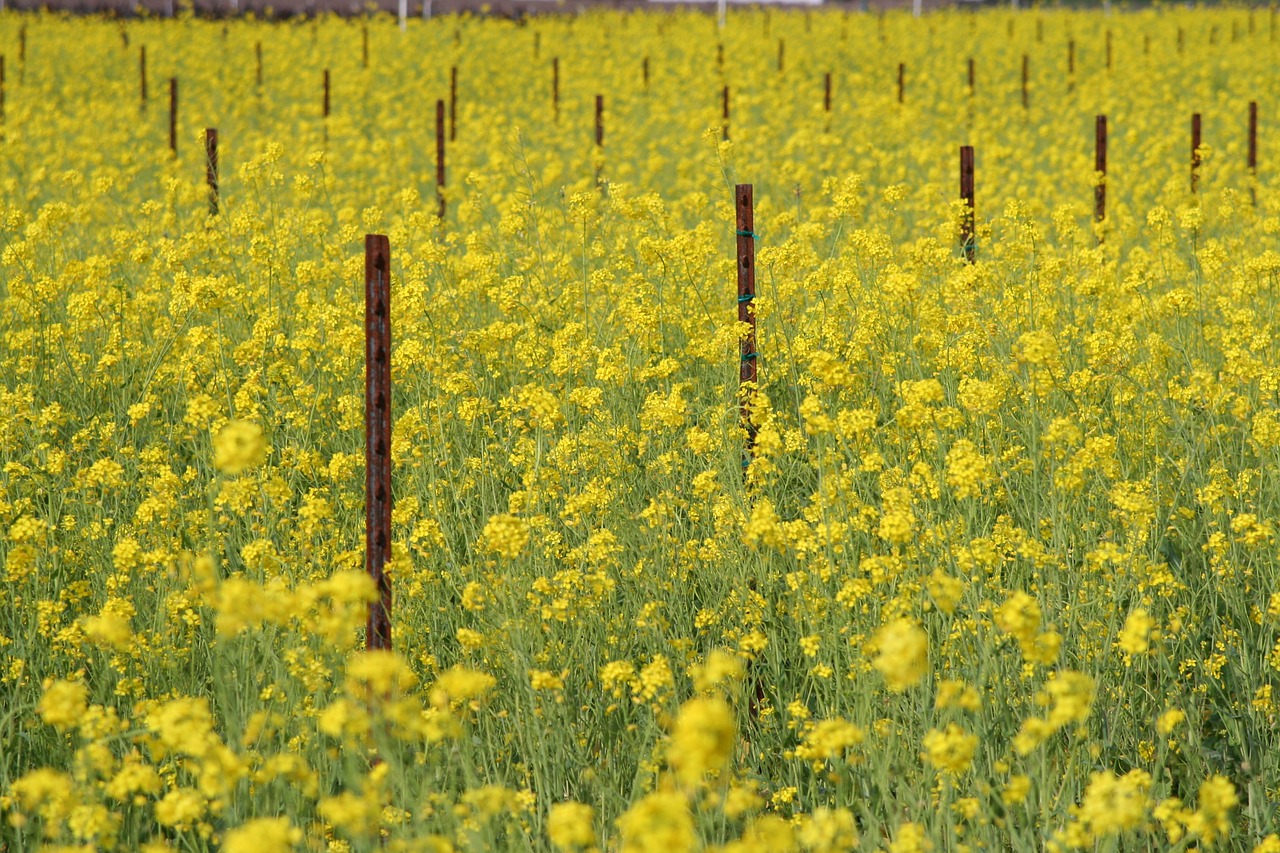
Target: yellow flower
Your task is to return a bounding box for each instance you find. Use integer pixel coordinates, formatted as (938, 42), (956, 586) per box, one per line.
(1157, 708), (1186, 735)
(548, 801), (596, 850)
(154, 788), (207, 828)
(616, 790), (695, 853)
(1116, 609), (1154, 659)
(222, 817), (301, 853)
(668, 697), (736, 786)
(796, 807), (858, 853)
(794, 719), (865, 765)
(887, 821), (933, 853)
(1186, 775), (1237, 845)
(1074, 770), (1151, 838)
(37, 679), (89, 731)
(921, 723), (978, 776)
(213, 419), (266, 475)
(481, 512), (529, 559)
(871, 618), (928, 692)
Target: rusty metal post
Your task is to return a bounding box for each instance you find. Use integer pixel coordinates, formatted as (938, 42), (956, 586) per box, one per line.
(206, 128), (218, 216)
(364, 234), (393, 652)
(449, 66), (457, 141)
(323, 68), (330, 118)
(436, 99), (446, 219)
(1249, 100), (1258, 206)
(168, 78), (177, 155)
(140, 46), (147, 107)
(736, 184), (758, 462)
(1106, 29), (1112, 71)
(552, 58), (560, 120)
(1021, 54), (1029, 110)
(1248, 101), (1258, 173)
(1067, 39), (1075, 93)
(643, 56), (649, 91)
(1095, 115), (1106, 227)
(1191, 112), (1201, 194)
(824, 72), (831, 112)
(594, 94), (604, 190)
(255, 42), (262, 87)
(960, 146), (975, 262)
(897, 62), (905, 104)
(777, 38), (784, 73)
(967, 57), (974, 97)
(722, 85), (729, 141)
(362, 24), (369, 69)
(1, 57), (5, 124)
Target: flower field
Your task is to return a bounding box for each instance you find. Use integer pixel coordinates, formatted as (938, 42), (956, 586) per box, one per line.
(3, 4), (1280, 851)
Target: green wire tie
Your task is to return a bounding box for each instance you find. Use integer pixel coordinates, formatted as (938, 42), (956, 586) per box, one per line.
(737, 294), (754, 303)
(741, 352), (758, 361)
(736, 229), (758, 238)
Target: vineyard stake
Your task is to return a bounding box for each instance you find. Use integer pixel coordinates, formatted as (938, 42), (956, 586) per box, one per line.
(643, 56), (649, 91)
(449, 66), (457, 141)
(777, 38), (784, 73)
(18, 24), (24, 85)
(1, 56), (5, 125)
(205, 128), (218, 216)
(255, 42), (262, 88)
(436, 99), (446, 219)
(1021, 55), (1029, 110)
(362, 24), (369, 69)
(736, 183), (757, 461)
(1191, 112), (1201, 194)
(967, 57), (974, 97)
(824, 72), (831, 112)
(595, 94), (604, 190)
(960, 145), (975, 262)
(897, 62), (905, 104)
(552, 57), (559, 120)
(722, 85), (729, 141)
(168, 78), (177, 155)
(1067, 39), (1075, 92)
(323, 68), (330, 118)
(140, 46), (147, 107)
(1249, 100), (1258, 206)
(1095, 115), (1106, 228)
(364, 234), (393, 653)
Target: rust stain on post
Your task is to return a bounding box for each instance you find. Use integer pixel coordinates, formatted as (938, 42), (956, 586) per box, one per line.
(960, 146), (975, 263)
(365, 234), (394, 653)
